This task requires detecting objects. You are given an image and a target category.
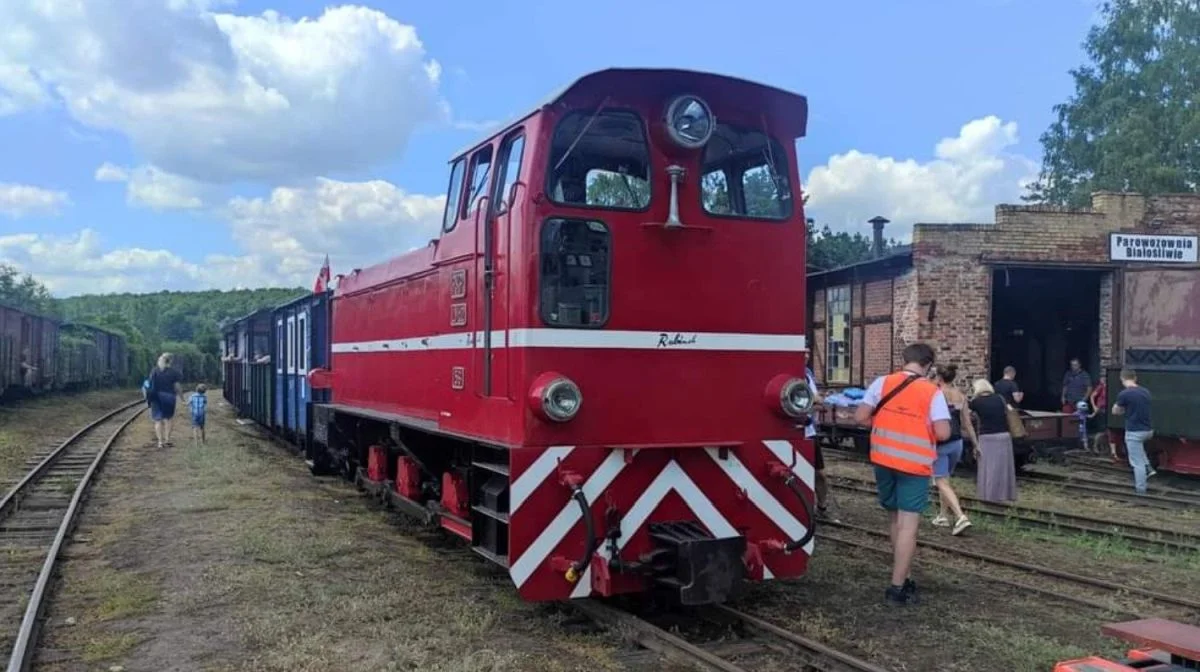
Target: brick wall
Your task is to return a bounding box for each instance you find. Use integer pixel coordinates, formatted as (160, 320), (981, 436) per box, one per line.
(910, 192), (1200, 383)
(892, 269), (919, 368)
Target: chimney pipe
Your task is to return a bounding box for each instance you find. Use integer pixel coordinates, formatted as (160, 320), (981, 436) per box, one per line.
(868, 216), (889, 258)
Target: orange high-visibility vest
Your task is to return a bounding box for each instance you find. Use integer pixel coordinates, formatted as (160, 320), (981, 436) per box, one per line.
(869, 371), (939, 476)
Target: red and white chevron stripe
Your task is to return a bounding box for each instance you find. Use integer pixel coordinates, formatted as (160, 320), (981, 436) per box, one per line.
(507, 439), (815, 601)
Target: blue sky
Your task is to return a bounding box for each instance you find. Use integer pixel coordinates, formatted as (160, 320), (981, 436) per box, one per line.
(0, 0), (1098, 295)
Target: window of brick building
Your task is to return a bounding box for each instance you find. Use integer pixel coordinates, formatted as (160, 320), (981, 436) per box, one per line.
(826, 285), (851, 384)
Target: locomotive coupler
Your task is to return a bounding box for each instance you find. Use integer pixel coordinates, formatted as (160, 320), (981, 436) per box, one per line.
(641, 521), (746, 606)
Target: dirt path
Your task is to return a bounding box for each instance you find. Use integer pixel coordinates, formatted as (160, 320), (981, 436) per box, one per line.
(34, 401), (646, 672)
(0, 387), (138, 485)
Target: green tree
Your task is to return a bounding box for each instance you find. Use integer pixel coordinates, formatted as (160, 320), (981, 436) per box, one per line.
(1026, 0), (1200, 206)
(0, 264), (57, 315)
(585, 170), (651, 208)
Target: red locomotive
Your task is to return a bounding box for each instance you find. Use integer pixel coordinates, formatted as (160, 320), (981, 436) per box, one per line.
(305, 68), (816, 605)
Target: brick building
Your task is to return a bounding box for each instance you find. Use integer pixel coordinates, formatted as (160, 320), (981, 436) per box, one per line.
(807, 192), (1200, 411)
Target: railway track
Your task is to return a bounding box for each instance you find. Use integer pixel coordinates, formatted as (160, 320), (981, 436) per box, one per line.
(829, 475), (1200, 553)
(576, 599), (892, 672)
(0, 400), (144, 672)
(824, 447), (1200, 510)
(1019, 470), (1200, 509)
(819, 520), (1200, 614)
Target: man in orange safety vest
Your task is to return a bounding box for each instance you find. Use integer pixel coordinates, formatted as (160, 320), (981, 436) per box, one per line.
(853, 342), (952, 606)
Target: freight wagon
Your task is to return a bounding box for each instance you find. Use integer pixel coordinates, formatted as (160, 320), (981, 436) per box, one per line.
(0, 302), (58, 397)
(1104, 267), (1200, 475)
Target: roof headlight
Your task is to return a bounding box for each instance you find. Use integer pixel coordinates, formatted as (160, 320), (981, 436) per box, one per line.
(665, 95), (714, 149)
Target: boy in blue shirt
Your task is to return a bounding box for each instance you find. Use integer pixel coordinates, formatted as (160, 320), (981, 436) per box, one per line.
(189, 384), (208, 443)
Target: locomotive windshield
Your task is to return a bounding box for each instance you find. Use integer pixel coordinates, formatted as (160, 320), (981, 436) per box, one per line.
(547, 109), (651, 210)
(699, 123), (792, 220)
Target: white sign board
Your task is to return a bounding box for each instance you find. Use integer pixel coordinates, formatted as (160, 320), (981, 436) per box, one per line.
(1110, 233), (1198, 263)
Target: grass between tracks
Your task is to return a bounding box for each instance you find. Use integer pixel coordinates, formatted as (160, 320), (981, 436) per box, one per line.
(37, 402), (638, 672)
(0, 387), (138, 486)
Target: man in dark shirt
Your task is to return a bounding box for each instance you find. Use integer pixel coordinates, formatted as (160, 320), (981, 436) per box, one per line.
(1061, 358), (1092, 412)
(1112, 369), (1154, 495)
(994, 366), (1023, 406)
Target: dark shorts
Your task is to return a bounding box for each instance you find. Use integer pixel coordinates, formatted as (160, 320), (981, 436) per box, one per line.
(192, 413), (206, 428)
(814, 441), (824, 471)
(149, 392), (176, 421)
(874, 465), (929, 513)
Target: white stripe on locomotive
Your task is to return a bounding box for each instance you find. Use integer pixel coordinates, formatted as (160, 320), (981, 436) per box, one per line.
(331, 329), (807, 353)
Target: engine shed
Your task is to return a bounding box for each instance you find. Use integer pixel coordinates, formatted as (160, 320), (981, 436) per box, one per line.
(806, 192), (1200, 473)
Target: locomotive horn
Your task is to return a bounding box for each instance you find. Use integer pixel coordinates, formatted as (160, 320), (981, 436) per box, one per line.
(664, 164), (686, 229)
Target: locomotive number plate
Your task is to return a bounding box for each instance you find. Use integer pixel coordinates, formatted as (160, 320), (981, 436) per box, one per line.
(450, 269), (468, 299)
(450, 302), (468, 327)
(451, 366), (466, 390)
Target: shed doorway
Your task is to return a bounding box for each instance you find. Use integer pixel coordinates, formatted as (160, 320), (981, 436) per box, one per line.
(989, 267), (1103, 411)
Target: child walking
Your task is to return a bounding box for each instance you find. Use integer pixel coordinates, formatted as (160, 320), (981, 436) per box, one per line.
(189, 384), (208, 443)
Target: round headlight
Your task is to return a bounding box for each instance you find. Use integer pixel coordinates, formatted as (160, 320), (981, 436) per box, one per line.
(780, 378), (813, 418)
(665, 95), (714, 149)
(542, 378), (583, 422)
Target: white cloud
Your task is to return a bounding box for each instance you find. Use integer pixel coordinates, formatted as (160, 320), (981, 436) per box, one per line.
(0, 183), (69, 218)
(223, 177), (445, 283)
(804, 116), (1038, 240)
(0, 176), (445, 295)
(0, 63), (48, 115)
(0, 229), (205, 295)
(94, 162), (128, 182)
(0, 1), (445, 183)
(94, 162), (209, 210)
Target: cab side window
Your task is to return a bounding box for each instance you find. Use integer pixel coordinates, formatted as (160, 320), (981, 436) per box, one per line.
(442, 158), (466, 233)
(493, 133), (525, 214)
(463, 146), (494, 220)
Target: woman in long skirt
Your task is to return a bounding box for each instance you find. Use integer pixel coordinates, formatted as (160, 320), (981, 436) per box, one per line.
(969, 379), (1018, 503)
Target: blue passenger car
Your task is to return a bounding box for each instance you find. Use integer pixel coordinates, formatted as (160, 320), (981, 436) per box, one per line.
(221, 307), (273, 423)
(271, 291), (330, 453)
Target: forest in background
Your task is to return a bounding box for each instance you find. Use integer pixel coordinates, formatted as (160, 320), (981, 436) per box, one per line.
(1, 263), (303, 383)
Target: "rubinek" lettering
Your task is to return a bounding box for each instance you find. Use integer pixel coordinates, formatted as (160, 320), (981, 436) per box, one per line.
(657, 333), (698, 347)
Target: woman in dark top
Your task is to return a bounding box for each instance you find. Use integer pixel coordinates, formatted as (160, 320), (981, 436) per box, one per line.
(969, 379), (1017, 503)
(148, 352), (183, 448)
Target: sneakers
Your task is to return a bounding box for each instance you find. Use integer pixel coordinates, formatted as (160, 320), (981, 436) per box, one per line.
(816, 505), (841, 524)
(885, 579), (920, 606)
(952, 516), (972, 536)
(930, 515), (950, 527)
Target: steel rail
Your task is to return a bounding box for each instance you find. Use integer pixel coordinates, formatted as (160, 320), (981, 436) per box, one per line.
(0, 399), (144, 516)
(828, 477), (1200, 552)
(4, 404), (145, 672)
(574, 600), (749, 672)
(816, 531), (1147, 619)
(714, 606), (893, 672)
(822, 520), (1200, 612)
(824, 447), (1200, 510)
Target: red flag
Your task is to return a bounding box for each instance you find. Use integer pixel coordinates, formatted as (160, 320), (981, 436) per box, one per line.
(313, 255), (331, 293)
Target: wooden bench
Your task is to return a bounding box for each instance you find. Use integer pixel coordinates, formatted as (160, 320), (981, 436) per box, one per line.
(1102, 619), (1200, 667)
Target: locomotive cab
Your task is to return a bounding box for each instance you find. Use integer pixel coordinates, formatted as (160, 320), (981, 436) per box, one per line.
(312, 68), (816, 606)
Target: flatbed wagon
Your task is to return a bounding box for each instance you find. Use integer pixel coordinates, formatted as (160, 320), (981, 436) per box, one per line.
(814, 397), (1081, 468)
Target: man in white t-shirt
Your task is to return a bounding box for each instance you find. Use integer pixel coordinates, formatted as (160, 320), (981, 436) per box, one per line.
(804, 367), (835, 520)
(853, 343), (951, 606)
